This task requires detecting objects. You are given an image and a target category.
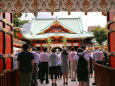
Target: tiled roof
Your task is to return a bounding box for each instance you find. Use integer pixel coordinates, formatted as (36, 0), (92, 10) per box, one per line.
(21, 17), (93, 39)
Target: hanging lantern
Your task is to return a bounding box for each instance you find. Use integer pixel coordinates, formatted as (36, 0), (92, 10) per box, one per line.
(50, 0), (55, 16)
(63, 36), (67, 48)
(16, 0), (21, 16)
(67, 0), (72, 15)
(47, 37), (52, 48)
(83, 0), (89, 15)
(33, 0), (38, 17)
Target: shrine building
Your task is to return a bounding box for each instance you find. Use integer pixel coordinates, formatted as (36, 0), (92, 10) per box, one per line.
(21, 17), (94, 51)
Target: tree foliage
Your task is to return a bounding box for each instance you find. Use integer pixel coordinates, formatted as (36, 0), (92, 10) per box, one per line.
(92, 26), (107, 45)
(13, 14), (29, 27)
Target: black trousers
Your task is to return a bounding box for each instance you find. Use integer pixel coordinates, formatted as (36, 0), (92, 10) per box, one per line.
(39, 62), (49, 83)
(49, 66), (57, 80)
(31, 63), (38, 86)
(57, 66), (62, 78)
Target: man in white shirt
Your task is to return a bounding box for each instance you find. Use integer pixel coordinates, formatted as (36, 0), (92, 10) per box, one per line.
(68, 48), (77, 81)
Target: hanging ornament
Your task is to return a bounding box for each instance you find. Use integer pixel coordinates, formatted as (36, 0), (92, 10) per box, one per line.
(67, 0), (72, 15)
(50, 0), (55, 16)
(63, 36), (67, 48)
(83, 0), (89, 15)
(101, 0), (107, 16)
(16, 0), (21, 16)
(33, 0), (38, 17)
(47, 37), (52, 48)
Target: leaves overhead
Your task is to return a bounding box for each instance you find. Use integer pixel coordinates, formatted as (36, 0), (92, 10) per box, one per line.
(13, 13), (29, 27)
(92, 26), (107, 45)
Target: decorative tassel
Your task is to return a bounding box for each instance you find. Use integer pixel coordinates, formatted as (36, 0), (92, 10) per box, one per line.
(85, 7), (87, 15)
(67, 0), (72, 15)
(83, 0), (88, 15)
(16, 0), (21, 16)
(50, 0), (55, 16)
(101, 0), (106, 16)
(33, 0), (38, 17)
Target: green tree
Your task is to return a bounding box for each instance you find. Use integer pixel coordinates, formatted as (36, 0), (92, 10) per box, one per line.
(92, 26), (107, 45)
(13, 13), (29, 27)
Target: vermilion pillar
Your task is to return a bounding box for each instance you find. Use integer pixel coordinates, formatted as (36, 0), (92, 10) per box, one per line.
(107, 12), (115, 68)
(78, 41), (80, 48)
(71, 42), (73, 48)
(33, 43), (36, 47)
(41, 42), (43, 52)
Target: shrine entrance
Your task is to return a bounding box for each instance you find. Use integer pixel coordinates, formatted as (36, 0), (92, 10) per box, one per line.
(51, 47), (62, 53)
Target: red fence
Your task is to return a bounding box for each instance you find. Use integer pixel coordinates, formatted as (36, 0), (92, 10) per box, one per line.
(94, 63), (115, 86)
(0, 70), (20, 86)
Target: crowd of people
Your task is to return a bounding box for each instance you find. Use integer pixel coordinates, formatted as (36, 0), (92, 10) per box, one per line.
(15, 44), (109, 86)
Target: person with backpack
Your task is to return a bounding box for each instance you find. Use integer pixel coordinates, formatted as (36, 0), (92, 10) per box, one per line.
(101, 49), (109, 66)
(74, 48), (90, 86)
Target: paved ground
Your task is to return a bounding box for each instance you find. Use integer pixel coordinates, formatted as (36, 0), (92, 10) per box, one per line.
(38, 76), (95, 86)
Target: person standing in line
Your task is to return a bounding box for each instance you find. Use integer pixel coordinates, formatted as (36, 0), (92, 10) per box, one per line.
(31, 48), (40, 86)
(57, 52), (62, 79)
(92, 48), (104, 65)
(17, 44), (34, 86)
(81, 45), (90, 86)
(39, 47), (49, 84)
(49, 49), (58, 86)
(89, 51), (93, 78)
(74, 48), (90, 86)
(101, 49), (109, 66)
(92, 48), (104, 85)
(68, 48), (77, 81)
(61, 49), (69, 85)
(13, 51), (19, 69)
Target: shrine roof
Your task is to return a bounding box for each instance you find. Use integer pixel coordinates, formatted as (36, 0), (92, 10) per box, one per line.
(23, 31), (93, 39)
(21, 17), (93, 39)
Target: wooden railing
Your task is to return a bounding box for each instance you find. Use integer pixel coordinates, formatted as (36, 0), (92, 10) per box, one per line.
(94, 63), (115, 86)
(0, 70), (20, 86)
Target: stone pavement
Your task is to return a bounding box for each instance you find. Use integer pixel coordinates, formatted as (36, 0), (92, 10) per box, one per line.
(38, 76), (95, 86)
